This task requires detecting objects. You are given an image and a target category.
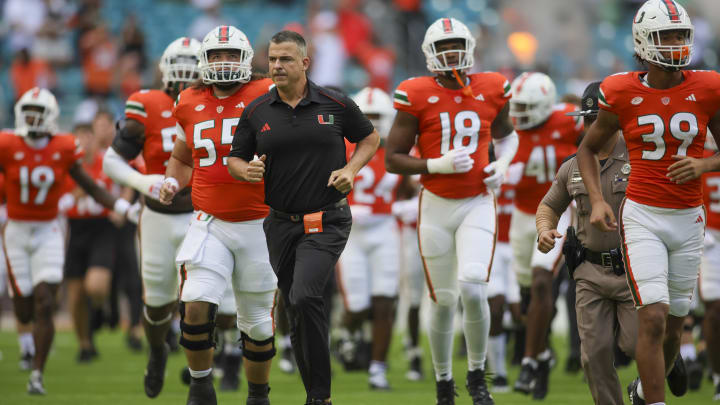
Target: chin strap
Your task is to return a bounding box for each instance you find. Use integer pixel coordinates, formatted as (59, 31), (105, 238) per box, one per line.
(452, 68), (474, 98)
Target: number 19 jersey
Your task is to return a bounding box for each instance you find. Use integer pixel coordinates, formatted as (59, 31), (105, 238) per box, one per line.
(393, 73), (511, 199)
(173, 80), (273, 222)
(599, 70), (720, 208)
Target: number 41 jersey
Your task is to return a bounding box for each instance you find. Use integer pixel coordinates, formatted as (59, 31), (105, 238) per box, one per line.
(173, 80), (274, 222)
(393, 73), (511, 199)
(599, 70), (720, 208)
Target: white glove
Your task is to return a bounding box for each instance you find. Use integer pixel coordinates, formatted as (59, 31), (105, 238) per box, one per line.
(392, 198), (419, 224)
(145, 174), (165, 200)
(125, 201), (142, 225)
(113, 198), (131, 216)
(483, 161), (509, 191)
(58, 193), (76, 214)
(426, 146), (474, 174)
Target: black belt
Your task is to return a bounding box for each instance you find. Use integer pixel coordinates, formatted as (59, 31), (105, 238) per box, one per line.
(271, 198), (348, 222)
(584, 249), (613, 267)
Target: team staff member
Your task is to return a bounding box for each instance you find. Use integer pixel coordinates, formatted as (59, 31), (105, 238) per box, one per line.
(536, 82), (637, 405)
(228, 30), (379, 405)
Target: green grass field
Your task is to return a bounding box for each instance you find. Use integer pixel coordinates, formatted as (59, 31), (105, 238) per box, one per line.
(0, 329), (714, 404)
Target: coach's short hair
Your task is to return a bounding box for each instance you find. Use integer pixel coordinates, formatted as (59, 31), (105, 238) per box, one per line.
(270, 30), (307, 57)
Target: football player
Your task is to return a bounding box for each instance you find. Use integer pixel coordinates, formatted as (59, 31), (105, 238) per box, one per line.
(577, 1), (720, 404)
(158, 26), (277, 405)
(0, 87), (133, 394)
(336, 87), (400, 390)
(385, 17), (518, 405)
(701, 135), (720, 401)
(507, 72), (582, 399)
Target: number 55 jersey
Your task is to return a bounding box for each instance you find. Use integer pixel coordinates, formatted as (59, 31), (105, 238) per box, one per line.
(393, 73), (511, 199)
(599, 70), (720, 208)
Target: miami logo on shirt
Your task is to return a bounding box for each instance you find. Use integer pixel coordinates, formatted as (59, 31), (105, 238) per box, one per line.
(317, 114), (334, 125)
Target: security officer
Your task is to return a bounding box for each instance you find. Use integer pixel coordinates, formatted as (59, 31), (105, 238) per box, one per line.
(228, 30), (380, 405)
(534, 82), (637, 405)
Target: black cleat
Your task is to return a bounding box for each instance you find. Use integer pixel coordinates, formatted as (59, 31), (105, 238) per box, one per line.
(466, 369), (494, 405)
(19, 352), (33, 371)
(181, 366), (192, 385)
(144, 343), (169, 398)
(220, 353), (242, 391)
(127, 334), (143, 352)
(532, 359), (550, 400)
(627, 378), (645, 405)
(247, 382), (270, 405)
(187, 375), (217, 405)
(667, 354), (688, 397)
(436, 379), (458, 405)
(491, 375), (509, 393)
(77, 348), (96, 363)
(714, 377), (720, 401)
(687, 358), (704, 391)
(513, 363), (535, 395)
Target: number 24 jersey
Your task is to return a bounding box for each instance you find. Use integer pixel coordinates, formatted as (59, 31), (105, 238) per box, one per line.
(599, 70), (720, 208)
(393, 73), (511, 199)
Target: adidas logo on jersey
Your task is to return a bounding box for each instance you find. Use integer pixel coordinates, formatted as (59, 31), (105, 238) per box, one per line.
(695, 215), (703, 224)
(685, 94), (696, 101)
(261, 123), (271, 132)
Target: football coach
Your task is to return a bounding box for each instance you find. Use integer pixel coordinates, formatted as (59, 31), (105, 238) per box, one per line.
(227, 30), (380, 405)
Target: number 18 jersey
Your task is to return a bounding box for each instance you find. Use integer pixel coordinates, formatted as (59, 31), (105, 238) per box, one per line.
(173, 80), (273, 222)
(393, 73), (511, 199)
(599, 70), (720, 208)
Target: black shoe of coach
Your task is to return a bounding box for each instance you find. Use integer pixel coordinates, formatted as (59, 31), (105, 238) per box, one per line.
(667, 354), (689, 397)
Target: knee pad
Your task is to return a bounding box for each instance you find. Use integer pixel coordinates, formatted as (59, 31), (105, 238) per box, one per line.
(241, 332), (276, 362)
(179, 301), (218, 351)
(433, 289), (458, 307)
(669, 297), (691, 317)
(419, 226), (452, 258)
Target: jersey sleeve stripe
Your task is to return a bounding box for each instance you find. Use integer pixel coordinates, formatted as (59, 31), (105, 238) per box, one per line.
(503, 80), (511, 97)
(393, 91), (411, 105)
(598, 88), (611, 108)
(126, 100), (145, 111)
(125, 108), (148, 118)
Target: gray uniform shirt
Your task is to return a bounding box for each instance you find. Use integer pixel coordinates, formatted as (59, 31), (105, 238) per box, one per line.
(541, 136), (629, 252)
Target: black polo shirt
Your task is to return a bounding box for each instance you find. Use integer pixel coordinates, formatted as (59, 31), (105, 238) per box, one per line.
(230, 80), (374, 213)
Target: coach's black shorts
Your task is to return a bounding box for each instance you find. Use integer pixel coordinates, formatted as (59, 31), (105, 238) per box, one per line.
(64, 217), (119, 279)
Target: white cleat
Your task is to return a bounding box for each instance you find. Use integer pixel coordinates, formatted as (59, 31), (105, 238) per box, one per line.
(27, 370), (46, 395)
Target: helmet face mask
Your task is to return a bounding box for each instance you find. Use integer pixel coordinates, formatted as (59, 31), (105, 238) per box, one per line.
(632, 0), (694, 70)
(199, 25), (254, 85)
(159, 37), (201, 91)
(509, 72), (556, 131)
(15, 88), (59, 139)
(422, 18), (476, 73)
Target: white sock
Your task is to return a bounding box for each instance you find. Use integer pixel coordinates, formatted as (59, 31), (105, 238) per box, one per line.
(521, 356), (538, 369)
(680, 343), (696, 361)
(281, 335), (292, 349)
(369, 360), (386, 375)
(637, 381), (645, 400)
(428, 301), (455, 382)
(537, 349), (552, 362)
(19, 333), (35, 356)
(488, 334), (507, 377)
(459, 281), (490, 372)
(713, 372), (720, 386)
(189, 368), (212, 379)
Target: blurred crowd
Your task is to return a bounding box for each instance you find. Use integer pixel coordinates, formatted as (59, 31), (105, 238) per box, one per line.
(1, 0), (720, 135)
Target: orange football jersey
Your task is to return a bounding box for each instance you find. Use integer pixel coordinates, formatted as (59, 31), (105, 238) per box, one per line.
(512, 103), (582, 214)
(346, 144), (400, 215)
(173, 80), (274, 222)
(65, 150), (120, 219)
(702, 149), (720, 230)
(393, 73), (511, 199)
(0, 132), (83, 221)
(124, 89), (177, 174)
(599, 70), (720, 209)
(496, 184), (514, 243)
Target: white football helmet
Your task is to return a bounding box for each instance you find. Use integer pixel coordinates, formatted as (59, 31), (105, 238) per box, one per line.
(159, 37), (201, 88)
(421, 18), (476, 73)
(198, 25), (254, 84)
(352, 87), (395, 139)
(509, 72), (556, 130)
(632, 0), (694, 69)
(14, 87), (59, 137)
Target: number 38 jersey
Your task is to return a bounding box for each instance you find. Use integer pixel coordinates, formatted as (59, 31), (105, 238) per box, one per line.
(173, 80), (274, 222)
(393, 73), (511, 199)
(0, 131), (83, 221)
(346, 144), (400, 215)
(512, 103), (582, 214)
(599, 70), (720, 208)
(124, 89), (177, 174)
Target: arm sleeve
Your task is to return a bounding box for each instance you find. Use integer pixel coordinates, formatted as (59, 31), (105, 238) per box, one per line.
(229, 108), (256, 161)
(342, 96), (375, 143)
(541, 159), (574, 217)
